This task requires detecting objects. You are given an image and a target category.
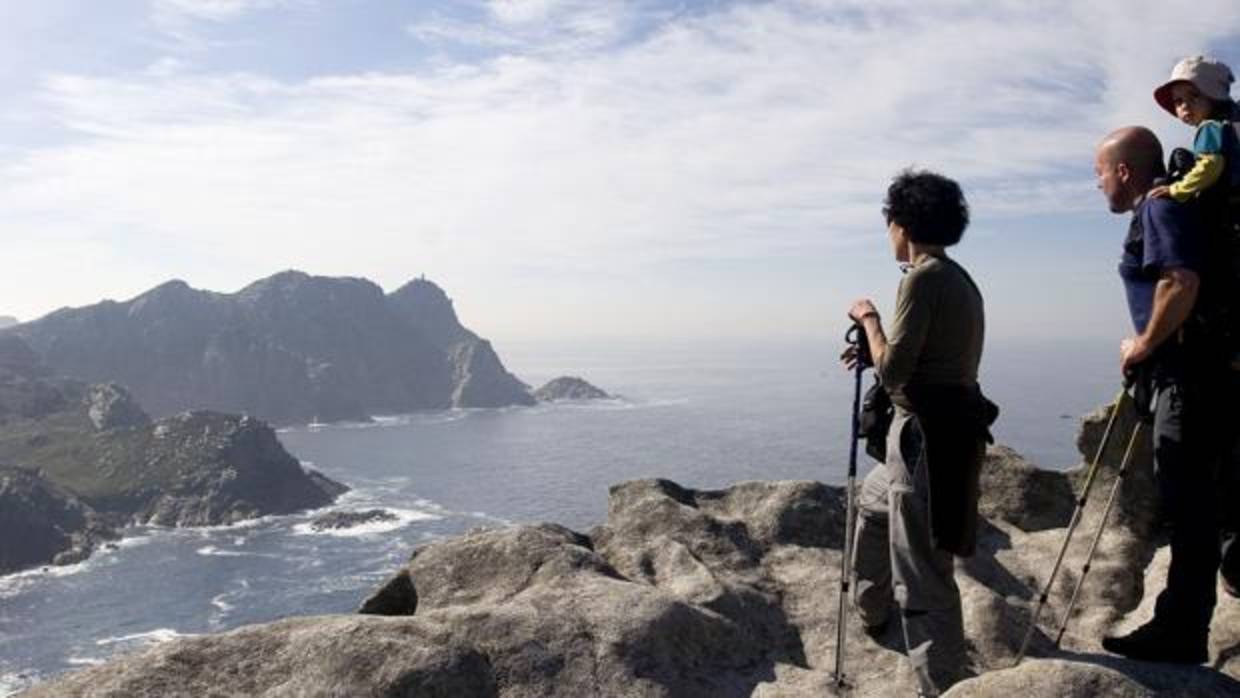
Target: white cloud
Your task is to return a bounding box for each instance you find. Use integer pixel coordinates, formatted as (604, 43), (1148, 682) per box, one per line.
(486, 0), (569, 25)
(152, 0), (290, 22)
(148, 0), (307, 51)
(409, 0), (669, 57)
(4, 0), (1240, 335)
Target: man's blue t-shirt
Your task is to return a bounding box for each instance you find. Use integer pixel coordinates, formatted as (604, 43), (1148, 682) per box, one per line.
(1118, 197), (1204, 334)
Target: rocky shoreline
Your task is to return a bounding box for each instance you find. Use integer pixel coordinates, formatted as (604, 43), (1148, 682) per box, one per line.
(23, 400), (1240, 696)
(0, 335), (347, 575)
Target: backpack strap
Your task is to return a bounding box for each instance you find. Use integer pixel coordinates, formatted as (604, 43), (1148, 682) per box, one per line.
(939, 255), (983, 300)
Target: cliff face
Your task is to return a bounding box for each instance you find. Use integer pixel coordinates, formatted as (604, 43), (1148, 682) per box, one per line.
(29, 400), (1240, 697)
(0, 466), (115, 572)
(8, 271), (534, 425)
(0, 336), (346, 573)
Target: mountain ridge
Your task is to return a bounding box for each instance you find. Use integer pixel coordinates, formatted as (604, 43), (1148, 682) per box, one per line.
(6, 271), (536, 425)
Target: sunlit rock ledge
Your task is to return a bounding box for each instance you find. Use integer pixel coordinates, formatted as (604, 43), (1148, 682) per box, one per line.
(25, 401), (1240, 697)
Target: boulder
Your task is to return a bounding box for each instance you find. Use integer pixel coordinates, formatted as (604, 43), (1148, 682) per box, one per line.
(977, 445), (1073, 532)
(944, 657), (1238, 697)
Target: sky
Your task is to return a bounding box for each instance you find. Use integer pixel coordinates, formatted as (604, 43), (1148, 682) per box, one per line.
(2, 0), (1239, 344)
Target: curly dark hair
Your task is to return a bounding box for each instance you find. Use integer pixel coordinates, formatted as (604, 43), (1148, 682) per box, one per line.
(882, 169), (970, 246)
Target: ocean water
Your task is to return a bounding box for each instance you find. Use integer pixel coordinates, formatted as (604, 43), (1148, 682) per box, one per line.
(0, 338), (1119, 694)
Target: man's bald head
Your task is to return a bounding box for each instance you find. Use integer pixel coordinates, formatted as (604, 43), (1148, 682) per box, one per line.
(1095, 126), (1165, 213)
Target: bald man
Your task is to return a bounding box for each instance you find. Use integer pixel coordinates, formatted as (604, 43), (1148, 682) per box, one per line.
(1094, 126), (1225, 664)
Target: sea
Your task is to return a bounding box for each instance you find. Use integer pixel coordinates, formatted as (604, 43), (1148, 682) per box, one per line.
(0, 337), (1119, 694)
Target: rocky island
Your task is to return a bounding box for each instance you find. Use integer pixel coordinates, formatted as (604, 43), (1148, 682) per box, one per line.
(0, 335), (346, 574)
(4, 272), (535, 425)
(25, 400), (1240, 697)
(309, 508), (398, 532)
(534, 375), (612, 401)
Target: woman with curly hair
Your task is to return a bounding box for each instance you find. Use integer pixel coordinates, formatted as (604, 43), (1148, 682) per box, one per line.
(843, 169), (993, 696)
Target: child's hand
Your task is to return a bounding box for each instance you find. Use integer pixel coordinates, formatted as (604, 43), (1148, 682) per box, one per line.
(1149, 185), (1172, 199)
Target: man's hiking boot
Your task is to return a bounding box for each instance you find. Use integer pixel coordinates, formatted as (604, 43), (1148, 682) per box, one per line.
(1102, 620), (1208, 664)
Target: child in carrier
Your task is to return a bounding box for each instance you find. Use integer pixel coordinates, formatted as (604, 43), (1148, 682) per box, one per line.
(1152, 55), (1240, 604)
(1150, 55), (1237, 202)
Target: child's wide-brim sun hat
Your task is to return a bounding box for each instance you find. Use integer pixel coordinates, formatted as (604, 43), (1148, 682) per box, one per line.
(1154, 55), (1235, 116)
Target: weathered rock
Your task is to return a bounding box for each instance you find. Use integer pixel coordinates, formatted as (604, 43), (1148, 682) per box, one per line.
(944, 657), (1238, 697)
(0, 465), (115, 574)
(309, 508), (397, 531)
(22, 615), (504, 698)
(358, 569), (417, 616)
(977, 445), (1073, 531)
(534, 376), (611, 401)
(85, 383), (150, 431)
(27, 401), (1240, 697)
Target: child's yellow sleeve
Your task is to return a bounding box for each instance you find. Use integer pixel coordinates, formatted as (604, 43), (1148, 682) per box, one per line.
(1168, 153), (1225, 202)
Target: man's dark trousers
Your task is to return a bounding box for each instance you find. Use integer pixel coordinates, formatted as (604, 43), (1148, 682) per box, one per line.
(1148, 347), (1224, 638)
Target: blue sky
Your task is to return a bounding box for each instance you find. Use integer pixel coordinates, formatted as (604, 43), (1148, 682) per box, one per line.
(3, 1), (1240, 343)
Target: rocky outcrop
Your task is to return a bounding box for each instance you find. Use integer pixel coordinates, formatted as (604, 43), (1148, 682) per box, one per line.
(86, 383), (150, 431)
(309, 508), (397, 531)
(26, 400), (1240, 697)
(0, 466), (116, 574)
(534, 376), (611, 401)
(6, 271), (534, 425)
(126, 411), (347, 527)
(0, 336), (347, 571)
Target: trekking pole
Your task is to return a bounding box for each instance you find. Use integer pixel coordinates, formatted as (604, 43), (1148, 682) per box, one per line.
(1013, 388), (1129, 666)
(1052, 419), (1143, 648)
(834, 323), (869, 688)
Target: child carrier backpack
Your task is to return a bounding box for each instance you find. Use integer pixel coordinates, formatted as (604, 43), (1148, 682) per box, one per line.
(1166, 126), (1240, 368)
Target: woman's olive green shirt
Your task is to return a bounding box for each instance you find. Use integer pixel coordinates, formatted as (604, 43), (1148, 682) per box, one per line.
(877, 255), (984, 410)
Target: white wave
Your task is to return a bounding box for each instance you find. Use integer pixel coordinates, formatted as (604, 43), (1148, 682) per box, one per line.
(281, 395), (676, 435)
(340, 412), (472, 429)
(194, 545), (278, 559)
(66, 656), (106, 667)
(210, 593), (235, 613)
(468, 511), (513, 526)
(0, 557), (98, 599)
(113, 534), (157, 549)
(96, 628), (194, 647)
(0, 528), (170, 598)
(0, 671), (40, 698)
(184, 512), (286, 534)
(291, 506), (442, 538)
(329, 478), (412, 504)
